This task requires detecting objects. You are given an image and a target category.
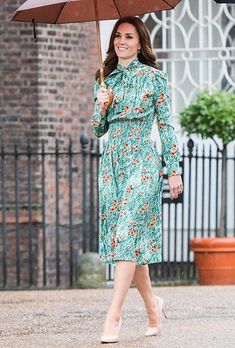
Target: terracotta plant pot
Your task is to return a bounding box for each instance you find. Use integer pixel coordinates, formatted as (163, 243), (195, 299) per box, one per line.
(190, 237), (235, 285)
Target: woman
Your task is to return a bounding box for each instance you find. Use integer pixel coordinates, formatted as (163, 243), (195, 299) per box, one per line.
(90, 16), (183, 344)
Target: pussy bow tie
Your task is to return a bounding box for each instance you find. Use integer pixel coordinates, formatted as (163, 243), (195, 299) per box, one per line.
(107, 57), (142, 106)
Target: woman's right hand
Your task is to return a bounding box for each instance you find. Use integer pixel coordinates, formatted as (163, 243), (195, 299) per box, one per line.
(97, 87), (113, 111)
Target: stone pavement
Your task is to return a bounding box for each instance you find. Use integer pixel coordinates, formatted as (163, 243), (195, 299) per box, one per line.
(0, 285), (235, 348)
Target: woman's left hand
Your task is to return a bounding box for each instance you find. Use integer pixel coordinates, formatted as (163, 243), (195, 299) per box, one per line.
(168, 174), (183, 200)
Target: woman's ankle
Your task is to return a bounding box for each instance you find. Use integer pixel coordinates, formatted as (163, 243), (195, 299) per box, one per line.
(105, 312), (121, 323)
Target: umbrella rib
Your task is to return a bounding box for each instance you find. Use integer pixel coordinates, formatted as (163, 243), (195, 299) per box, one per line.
(54, 2), (68, 24)
(113, 0), (122, 17)
(161, 0), (174, 10)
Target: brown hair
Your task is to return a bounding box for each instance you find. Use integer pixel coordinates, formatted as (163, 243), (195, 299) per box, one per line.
(95, 16), (158, 82)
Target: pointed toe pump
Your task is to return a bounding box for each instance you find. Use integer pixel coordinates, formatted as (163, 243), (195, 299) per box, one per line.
(101, 317), (123, 344)
(145, 296), (167, 337)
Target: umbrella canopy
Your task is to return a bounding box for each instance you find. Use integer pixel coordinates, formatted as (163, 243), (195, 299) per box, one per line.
(12, 0), (182, 23)
(11, 0), (182, 88)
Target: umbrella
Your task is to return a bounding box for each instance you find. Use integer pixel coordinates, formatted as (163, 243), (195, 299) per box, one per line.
(11, 0), (182, 89)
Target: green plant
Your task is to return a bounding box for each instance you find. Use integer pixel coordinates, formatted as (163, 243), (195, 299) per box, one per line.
(179, 90), (235, 237)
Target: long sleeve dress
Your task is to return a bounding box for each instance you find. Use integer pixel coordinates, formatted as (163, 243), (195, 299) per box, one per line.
(90, 56), (181, 265)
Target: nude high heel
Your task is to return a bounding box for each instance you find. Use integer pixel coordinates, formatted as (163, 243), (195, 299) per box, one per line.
(145, 296), (167, 337)
(101, 317), (123, 343)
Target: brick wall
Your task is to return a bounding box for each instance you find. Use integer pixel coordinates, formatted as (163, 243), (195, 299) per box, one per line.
(0, 0), (39, 148)
(0, 0), (98, 148)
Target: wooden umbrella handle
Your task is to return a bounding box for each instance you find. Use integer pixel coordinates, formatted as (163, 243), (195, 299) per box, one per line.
(99, 66), (105, 88)
(94, 0), (113, 107)
(94, 0), (104, 82)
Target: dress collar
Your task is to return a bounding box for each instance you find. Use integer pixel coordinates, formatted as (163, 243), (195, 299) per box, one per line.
(108, 56), (142, 77)
(116, 56), (141, 72)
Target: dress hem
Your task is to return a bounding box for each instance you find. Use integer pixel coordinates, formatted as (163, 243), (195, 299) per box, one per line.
(99, 256), (162, 266)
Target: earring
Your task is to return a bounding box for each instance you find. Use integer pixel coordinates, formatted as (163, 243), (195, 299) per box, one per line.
(137, 47), (141, 54)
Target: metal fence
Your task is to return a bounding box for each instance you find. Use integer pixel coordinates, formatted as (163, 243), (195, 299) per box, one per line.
(0, 136), (234, 289)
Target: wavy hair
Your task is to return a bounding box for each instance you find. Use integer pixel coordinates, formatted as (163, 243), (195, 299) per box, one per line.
(95, 16), (158, 82)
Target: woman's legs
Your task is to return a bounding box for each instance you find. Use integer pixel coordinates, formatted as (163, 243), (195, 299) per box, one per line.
(102, 260), (136, 336)
(132, 264), (159, 327)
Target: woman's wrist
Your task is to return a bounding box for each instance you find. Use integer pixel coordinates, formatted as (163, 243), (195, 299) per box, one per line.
(98, 102), (108, 115)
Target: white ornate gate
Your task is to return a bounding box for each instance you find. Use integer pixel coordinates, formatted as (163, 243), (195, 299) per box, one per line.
(142, 0), (235, 130)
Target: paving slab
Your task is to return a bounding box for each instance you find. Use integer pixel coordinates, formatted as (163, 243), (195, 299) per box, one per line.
(0, 286), (235, 348)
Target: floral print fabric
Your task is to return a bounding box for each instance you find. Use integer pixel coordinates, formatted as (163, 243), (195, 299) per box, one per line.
(90, 57), (181, 265)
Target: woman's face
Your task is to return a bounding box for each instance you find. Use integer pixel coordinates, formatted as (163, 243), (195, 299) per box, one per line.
(113, 22), (141, 63)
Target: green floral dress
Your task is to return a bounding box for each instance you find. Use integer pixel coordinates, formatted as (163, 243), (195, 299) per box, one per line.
(90, 57), (181, 265)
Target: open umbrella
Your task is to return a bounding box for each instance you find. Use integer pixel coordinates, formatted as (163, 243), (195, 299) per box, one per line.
(11, 0), (182, 88)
